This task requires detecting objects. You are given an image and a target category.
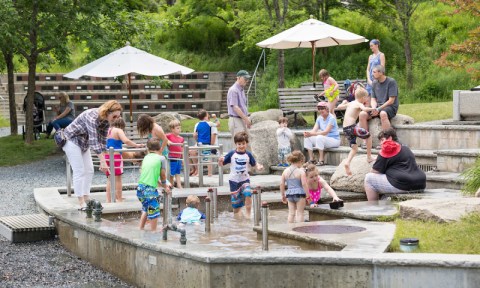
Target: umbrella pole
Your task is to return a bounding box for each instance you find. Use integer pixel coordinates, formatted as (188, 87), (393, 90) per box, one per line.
(311, 41), (316, 88)
(128, 73), (133, 123)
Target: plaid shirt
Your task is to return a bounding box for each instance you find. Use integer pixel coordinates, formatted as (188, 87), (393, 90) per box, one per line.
(64, 108), (109, 154)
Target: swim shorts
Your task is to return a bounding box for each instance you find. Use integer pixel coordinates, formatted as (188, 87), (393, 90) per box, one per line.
(229, 179), (252, 209)
(136, 184), (161, 220)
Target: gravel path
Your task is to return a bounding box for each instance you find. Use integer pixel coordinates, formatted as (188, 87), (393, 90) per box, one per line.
(0, 153), (138, 287)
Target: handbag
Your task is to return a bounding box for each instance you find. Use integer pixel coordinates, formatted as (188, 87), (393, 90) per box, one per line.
(53, 128), (67, 148)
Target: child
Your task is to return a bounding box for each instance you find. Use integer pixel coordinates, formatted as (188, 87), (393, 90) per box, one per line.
(317, 69), (339, 115)
(218, 131), (264, 218)
(193, 109), (218, 177)
(304, 163), (341, 207)
(136, 114), (169, 157)
(280, 151), (310, 223)
(276, 117), (294, 167)
(136, 138), (170, 231)
(337, 87), (376, 176)
(166, 119), (184, 189)
(105, 118), (144, 203)
(177, 195), (206, 226)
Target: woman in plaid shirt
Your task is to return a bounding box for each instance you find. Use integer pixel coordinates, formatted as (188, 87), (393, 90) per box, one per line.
(63, 100), (122, 210)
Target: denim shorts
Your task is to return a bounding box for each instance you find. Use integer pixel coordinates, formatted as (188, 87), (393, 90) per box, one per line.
(286, 194), (306, 203)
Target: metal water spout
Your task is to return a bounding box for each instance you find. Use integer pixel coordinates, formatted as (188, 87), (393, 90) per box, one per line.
(162, 224), (187, 245)
(85, 200), (95, 218)
(92, 200), (103, 222)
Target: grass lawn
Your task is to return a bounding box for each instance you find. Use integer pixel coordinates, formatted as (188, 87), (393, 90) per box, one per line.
(0, 116), (9, 127)
(0, 135), (59, 166)
(390, 213), (480, 254)
(181, 118), (229, 133)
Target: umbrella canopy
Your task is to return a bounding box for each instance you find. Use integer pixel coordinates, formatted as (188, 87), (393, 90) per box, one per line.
(257, 17), (367, 83)
(64, 43), (194, 121)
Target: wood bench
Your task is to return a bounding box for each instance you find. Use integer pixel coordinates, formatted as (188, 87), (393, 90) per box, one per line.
(278, 79), (367, 126)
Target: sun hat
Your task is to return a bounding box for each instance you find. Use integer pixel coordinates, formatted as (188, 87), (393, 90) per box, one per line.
(317, 101), (328, 108)
(379, 139), (401, 158)
(236, 70), (251, 79)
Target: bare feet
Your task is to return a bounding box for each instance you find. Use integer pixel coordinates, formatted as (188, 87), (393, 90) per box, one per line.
(344, 163), (352, 176)
(367, 156), (376, 163)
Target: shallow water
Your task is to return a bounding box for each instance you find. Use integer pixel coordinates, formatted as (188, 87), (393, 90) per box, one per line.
(107, 209), (312, 252)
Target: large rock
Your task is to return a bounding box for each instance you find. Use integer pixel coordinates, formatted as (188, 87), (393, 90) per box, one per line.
(286, 113), (307, 127)
(249, 120), (280, 174)
(399, 198), (480, 222)
(250, 109), (284, 125)
(153, 112), (181, 131)
(330, 155), (375, 193)
(368, 113), (415, 147)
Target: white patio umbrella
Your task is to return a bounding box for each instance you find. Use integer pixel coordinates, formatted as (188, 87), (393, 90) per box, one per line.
(257, 17), (367, 83)
(64, 42), (194, 122)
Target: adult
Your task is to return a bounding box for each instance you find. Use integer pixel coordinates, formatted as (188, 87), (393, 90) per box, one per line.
(45, 92), (75, 138)
(63, 100), (122, 209)
(369, 65), (399, 130)
(366, 39), (386, 96)
(227, 70), (251, 141)
(303, 101), (340, 165)
(364, 128), (426, 201)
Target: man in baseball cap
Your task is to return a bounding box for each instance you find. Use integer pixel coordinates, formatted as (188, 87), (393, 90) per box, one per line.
(227, 70), (252, 143)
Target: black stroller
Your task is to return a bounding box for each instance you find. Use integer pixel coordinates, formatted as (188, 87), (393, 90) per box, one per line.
(22, 91), (45, 140)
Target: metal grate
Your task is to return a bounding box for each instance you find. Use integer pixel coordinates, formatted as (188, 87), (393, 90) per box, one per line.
(0, 214), (54, 232)
(418, 164), (437, 172)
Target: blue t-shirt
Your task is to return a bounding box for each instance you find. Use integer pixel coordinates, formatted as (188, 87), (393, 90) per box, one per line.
(315, 114), (340, 140)
(195, 121), (212, 144)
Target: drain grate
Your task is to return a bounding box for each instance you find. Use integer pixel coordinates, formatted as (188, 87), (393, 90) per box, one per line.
(418, 164), (437, 172)
(293, 224), (366, 234)
(0, 214), (56, 243)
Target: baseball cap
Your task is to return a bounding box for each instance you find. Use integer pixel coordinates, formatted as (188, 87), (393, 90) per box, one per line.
(317, 101), (328, 108)
(237, 70), (251, 79)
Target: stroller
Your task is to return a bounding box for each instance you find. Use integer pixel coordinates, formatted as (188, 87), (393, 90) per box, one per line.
(22, 91), (45, 140)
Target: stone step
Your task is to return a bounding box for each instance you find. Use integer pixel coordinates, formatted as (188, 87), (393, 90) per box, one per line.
(271, 164), (464, 190)
(435, 149), (479, 173)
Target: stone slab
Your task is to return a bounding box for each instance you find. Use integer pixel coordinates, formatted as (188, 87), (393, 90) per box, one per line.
(307, 200), (398, 221)
(399, 197), (480, 223)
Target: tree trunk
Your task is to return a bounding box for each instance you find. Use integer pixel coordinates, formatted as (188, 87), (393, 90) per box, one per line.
(24, 58), (37, 144)
(4, 51), (17, 135)
(403, 22), (414, 89)
(278, 50), (285, 88)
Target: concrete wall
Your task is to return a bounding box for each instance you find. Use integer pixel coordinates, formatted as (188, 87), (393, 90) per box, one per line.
(56, 219), (480, 288)
(454, 90), (480, 121)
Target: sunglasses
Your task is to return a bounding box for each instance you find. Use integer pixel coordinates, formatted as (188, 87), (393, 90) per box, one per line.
(317, 107), (327, 110)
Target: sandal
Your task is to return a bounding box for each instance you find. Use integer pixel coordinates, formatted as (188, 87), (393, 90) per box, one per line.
(317, 161), (325, 166)
(309, 160), (317, 165)
(78, 206), (87, 211)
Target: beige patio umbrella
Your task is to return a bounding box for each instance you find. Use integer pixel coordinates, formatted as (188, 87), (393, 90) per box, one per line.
(65, 42), (194, 122)
(257, 17), (368, 83)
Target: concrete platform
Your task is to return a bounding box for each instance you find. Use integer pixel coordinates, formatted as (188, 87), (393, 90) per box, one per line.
(254, 219), (396, 253)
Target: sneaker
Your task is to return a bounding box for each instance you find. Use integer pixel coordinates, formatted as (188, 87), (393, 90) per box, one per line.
(283, 163), (289, 167)
(277, 164), (283, 167)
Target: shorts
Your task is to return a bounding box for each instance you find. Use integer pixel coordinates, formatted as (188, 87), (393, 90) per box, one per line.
(286, 194), (306, 203)
(136, 184), (162, 220)
(343, 124), (370, 147)
(372, 105), (397, 120)
(170, 159), (182, 176)
(105, 154), (123, 177)
(277, 146), (291, 162)
(229, 179), (251, 209)
(200, 148), (211, 162)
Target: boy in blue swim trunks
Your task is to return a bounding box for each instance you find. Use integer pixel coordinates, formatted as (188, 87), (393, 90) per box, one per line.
(137, 138), (170, 231)
(218, 132), (264, 218)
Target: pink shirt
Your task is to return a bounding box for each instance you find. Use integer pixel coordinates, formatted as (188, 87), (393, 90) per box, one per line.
(166, 133), (184, 159)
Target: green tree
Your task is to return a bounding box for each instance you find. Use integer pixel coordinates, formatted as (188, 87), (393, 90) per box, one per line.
(7, 0), (123, 143)
(435, 0), (480, 81)
(0, 0), (19, 135)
